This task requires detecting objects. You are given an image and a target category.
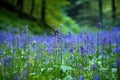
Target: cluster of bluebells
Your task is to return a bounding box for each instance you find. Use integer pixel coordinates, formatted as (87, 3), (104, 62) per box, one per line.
(93, 75), (100, 80)
(2, 56), (12, 67)
(0, 25), (120, 80)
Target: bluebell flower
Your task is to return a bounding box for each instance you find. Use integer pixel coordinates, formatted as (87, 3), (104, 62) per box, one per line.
(46, 46), (54, 53)
(101, 37), (108, 45)
(0, 48), (2, 55)
(93, 75), (100, 80)
(117, 58), (120, 66)
(113, 62), (117, 67)
(0, 31), (5, 44)
(101, 35), (112, 46)
(106, 25), (109, 29)
(68, 32), (72, 37)
(69, 47), (74, 54)
(70, 56), (73, 60)
(84, 32), (89, 42)
(3, 56), (12, 67)
(80, 46), (86, 54)
(98, 22), (102, 28)
(73, 78), (76, 80)
(114, 59), (120, 67)
(21, 25), (33, 48)
(13, 28), (20, 34)
(115, 46), (120, 53)
(80, 75), (84, 80)
(115, 37), (120, 44)
(91, 64), (98, 70)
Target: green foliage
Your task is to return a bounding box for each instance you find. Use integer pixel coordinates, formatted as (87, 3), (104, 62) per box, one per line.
(0, 7), (47, 34)
(22, 0), (70, 28)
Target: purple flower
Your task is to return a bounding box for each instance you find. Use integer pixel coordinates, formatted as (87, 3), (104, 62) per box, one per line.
(68, 32), (72, 37)
(106, 26), (109, 29)
(69, 47), (74, 54)
(101, 37), (108, 45)
(91, 64), (98, 70)
(46, 46), (54, 53)
(80, 46), (86, 54)
(80, 75), (84, 80)
(115, 46), (120, 53)
(101, 34), (112, 45)
(0, 31), (5, 44)
(2, 56), (12, 67)
(93, 75), (100, 80)
(70, 56), (73, 60)
(21, 26), (32, 48)
(84, 32), (89, 42)
(115, 37), (120, 44)
(98, 22), (102, 28)
(113, 58), (120, 67)
(0, 48), (2, 55)
(117, 58), (120, 66)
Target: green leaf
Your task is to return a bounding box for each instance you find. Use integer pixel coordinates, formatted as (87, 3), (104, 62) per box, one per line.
(60, 65), (72, 73)
(88, 55), (93, 60)
(112, 68), (117, 73)
(63, 75), (73, 80)
(99, 68), (108, 71)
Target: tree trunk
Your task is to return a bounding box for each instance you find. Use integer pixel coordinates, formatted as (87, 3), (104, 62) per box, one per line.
(41, 0), (46, 24)
(112, 0), (116, 22)
(16, 0), (23, 11)
(30, 0), (35, 15)
(99, 0), (103, 22)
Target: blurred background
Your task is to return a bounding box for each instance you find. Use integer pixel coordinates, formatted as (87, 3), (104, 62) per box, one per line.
(0, 0), (120, 34)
